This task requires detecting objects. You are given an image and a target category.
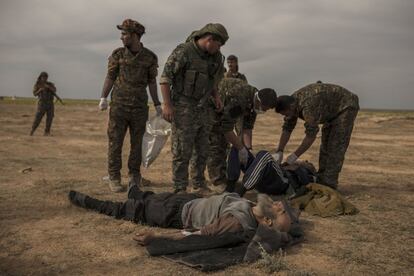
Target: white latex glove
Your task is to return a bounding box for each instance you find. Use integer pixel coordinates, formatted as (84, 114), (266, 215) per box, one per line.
(285, 153), (298, 165)
(238, 147), (249, 166)
(155, 105), (162, 116)
(99, 98), (108, 111)
(271, 151), (284, 164)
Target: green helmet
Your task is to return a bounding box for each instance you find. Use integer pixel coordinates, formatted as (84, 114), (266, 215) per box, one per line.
(186, 23), (229, 45)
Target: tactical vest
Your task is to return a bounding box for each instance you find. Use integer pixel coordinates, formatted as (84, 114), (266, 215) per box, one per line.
(172, 42), (222, 105)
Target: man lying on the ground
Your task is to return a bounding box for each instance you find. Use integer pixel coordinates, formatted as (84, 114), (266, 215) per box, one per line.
(68, 185), (293, 240)
(226, 148), (316, 197)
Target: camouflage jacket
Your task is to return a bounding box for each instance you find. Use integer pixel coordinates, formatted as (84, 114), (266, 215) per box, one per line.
(33, 81), (56, 107)
(106, 44), (158, 108)
(160, 40), (224, 107)
(283, 83), (359, 137)
(224, 71), (247, 82)
(219, 78), (257, 132)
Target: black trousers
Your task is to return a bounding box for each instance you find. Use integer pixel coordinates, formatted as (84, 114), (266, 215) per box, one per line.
(81, 187), (199, 228)
(31, 104), (54, 133)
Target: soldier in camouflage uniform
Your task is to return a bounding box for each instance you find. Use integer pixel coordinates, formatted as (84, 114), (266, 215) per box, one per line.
(273, 81), (359, 189)
(207, 78), (278, 190)
(99, 19), (162, 193)
(160, 23), (228, 193)
(224, 55), (247, 82)
(191, 55), (248, 188)
(223, 54), (247, 137)
(30, 72), (59, 136)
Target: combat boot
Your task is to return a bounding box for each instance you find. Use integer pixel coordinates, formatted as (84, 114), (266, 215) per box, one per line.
(109, 179), (124, 193)
(141, 177), (152, 186)
(174, 187), (187, 194)
(190, 185), (212, 196)
(209, 179), (227, 194)
(128, 174), (141, 190)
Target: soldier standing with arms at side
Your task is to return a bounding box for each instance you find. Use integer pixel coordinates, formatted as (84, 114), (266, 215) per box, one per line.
(273, 81), (359, 189)
(160, 23), (228, 194)
(30, 71), (62, 136)
(99, 19), (162, 193)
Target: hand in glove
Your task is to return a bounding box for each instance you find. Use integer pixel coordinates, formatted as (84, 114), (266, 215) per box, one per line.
(99, 98), (108, 111)
(285, 153), (298, 165)
(155, 105), (162, 116)
(238, 147), (249, 166)
(271, 151), (283, 164)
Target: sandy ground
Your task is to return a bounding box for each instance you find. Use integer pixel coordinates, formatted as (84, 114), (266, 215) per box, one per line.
(0, 101), (413, 275)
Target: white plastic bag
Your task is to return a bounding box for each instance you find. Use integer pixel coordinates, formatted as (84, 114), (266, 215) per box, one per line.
(142, 115), (171, 168)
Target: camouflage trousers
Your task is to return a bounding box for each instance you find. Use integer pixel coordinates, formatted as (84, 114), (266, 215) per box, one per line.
(107, 104), (148, 181)
(204, 109), (229, 184)
(172, 103), (209, 190)
(31, 103), (54, 134)
(317, 106), (359, 188)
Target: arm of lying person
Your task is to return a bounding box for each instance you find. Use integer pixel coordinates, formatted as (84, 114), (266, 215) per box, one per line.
(134, 229), (186, 245)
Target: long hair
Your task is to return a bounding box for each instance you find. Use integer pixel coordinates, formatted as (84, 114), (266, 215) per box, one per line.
(35, 72), (48, 87)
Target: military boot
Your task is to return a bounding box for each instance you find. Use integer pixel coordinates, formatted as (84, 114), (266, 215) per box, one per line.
(209, 179), (227, 194)
(109, 179), (124, 193)
(128, 175), (141, 191)
(141, 177), (152, 186)
(174, 186), (187, 194)
(190, 184), (212, 196)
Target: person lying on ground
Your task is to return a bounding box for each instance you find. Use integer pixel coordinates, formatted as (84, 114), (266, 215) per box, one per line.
(226, 148), (316, 197)
(68, 185), (294, 243)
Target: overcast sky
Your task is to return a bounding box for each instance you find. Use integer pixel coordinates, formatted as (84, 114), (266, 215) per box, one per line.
(0, 0), (413, 109)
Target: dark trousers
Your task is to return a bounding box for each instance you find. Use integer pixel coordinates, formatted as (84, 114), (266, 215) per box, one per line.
(228, 149), (288, 196)
(31, 104), (54, 134)
(227, 146), (255, 182)
(80, 187), (199, 228)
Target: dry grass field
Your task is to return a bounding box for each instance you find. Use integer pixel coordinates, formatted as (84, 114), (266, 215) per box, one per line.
(0, 99), (413, 275)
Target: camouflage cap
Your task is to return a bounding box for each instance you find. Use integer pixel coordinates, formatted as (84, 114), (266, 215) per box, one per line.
(197, 23), (229, 45)
(117, 19), (145, 35)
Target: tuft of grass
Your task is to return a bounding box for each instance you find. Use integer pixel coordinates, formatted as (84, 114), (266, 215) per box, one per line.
(255, 245), (317, 275)
(256, 246), (289, 274)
